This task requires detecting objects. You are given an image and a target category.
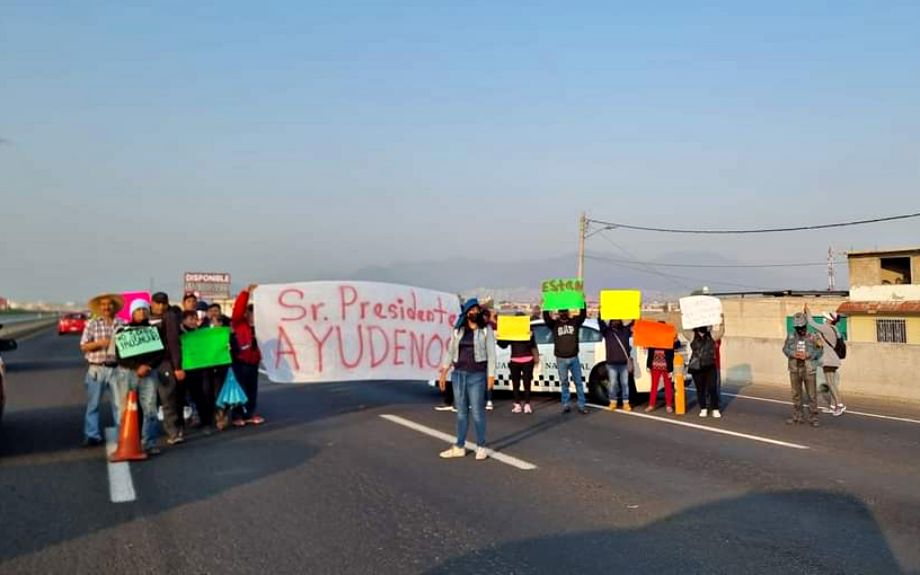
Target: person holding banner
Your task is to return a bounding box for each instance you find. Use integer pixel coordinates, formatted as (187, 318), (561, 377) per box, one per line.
(688, 327), (720, 418)
(79, 294), (126, 447)
(543, 306), (588, 414)
(439, 299), (496, 461)
(231, 284), (264, 427)
(114, 299), (163, 455)
(645, 328), (678, 413)
(598, 319), (634, 412)
(497, 322), (539, 415)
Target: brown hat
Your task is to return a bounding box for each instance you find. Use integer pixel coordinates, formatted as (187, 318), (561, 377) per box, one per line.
(88, 293), (124, 316)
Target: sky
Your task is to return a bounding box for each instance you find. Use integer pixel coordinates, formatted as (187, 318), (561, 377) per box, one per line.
(1, 1), (919, 302)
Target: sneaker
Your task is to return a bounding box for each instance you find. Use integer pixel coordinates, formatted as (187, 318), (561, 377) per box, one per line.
(712, 410), (722, 419)
(578, 406), (588, 415)
(562, 404), (572, 414)
(666, 406), (674, 414)
(82, 437), (103, 448)
(524, 403), (533, 414)
(699, 409), (708, 418)
(434, 404), (454, 412)
(145, 446), (162, 456)
(834, 404), (847, 417)
(486, 400), (494, 411)
(511, 403), (522, 414)
(439, 445), (466, 459)
(166, 435), (184, 446)
(623, 402), (632, 412)
(475, 447), (488, 461)
(810, 420), (821, 428)
(786, 417), (803, 425)
(644, 405), (655, 413)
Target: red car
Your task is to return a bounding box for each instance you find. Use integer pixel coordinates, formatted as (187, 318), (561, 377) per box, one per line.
(58, 312), (89, 336)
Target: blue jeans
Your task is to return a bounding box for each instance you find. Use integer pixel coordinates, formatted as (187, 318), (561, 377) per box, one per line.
(116, 367), (161, 450)
(557, 356), (585, 409)
(83, 365), (120, 441)
(607, 362), (629, 404)
(452, 370), (487, 447)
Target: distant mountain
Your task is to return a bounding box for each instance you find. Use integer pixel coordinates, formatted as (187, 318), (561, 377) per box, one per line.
(349, 250), (833, 300)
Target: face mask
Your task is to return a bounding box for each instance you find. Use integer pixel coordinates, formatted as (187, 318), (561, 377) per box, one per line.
(467, 313), (479, 322)
(795, 327), (807, 336)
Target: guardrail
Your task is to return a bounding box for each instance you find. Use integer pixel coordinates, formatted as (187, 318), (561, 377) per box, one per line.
(0, 316), (60, 339)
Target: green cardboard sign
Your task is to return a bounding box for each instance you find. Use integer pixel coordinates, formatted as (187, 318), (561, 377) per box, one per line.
(785, 316), (848, 339)
(541, 278), (586, 311)
(181, 327), (232, 370)
(115, 326), (164, 359)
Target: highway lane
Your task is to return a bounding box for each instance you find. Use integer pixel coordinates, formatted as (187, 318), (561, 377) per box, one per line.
(1, 328), (919, 574)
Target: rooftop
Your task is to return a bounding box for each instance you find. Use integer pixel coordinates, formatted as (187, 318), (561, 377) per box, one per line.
(847, 246), (920, 258)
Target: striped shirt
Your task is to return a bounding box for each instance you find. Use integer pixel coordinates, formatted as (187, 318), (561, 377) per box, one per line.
(80, 317), (125, 364)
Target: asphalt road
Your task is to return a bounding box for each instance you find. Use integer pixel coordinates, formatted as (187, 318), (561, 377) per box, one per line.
(2, 328), (919, 574)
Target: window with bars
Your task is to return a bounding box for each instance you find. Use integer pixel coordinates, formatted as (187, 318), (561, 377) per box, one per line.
(876, 319), (907, 343)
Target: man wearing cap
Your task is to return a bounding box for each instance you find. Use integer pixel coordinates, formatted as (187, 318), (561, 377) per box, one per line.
(805, 304), (847, 417)
(150, 292), (187, 444)
(114, 299), (163, 455)
(79, 294), (126, 447)
(783, 312), (824, 427)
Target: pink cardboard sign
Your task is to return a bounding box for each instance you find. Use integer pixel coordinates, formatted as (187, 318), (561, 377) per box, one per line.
(118, 291), (151, 322)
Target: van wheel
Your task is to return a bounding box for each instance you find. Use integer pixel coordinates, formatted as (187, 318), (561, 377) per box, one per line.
(588, 364), (609, 405)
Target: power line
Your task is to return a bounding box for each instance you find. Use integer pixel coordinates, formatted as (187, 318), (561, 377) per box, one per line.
(585, 255), (775, 291)
(585, 251), (845, 269)
(586, 211), (920, 235)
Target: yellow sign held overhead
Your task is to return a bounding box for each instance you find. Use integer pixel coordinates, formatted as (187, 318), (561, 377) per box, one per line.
(496, 315), (532, 342)
(600, 290), (642, 320)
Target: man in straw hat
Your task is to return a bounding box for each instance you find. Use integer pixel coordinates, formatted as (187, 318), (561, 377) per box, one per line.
(79, 293), (126, 447)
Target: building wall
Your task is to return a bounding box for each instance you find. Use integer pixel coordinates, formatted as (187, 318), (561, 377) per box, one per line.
(848, 315), (920, 344)
(720, 296), (848, 339)
(848, 252), (920, 288)
(721, 336), (920, 402)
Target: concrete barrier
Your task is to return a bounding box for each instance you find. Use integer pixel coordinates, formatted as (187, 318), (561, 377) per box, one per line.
(0, 317), (59, 340)
(721, 336), (920, 403)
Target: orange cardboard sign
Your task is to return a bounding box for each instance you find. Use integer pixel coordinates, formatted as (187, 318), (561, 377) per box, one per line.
(633, 320), (677, 349)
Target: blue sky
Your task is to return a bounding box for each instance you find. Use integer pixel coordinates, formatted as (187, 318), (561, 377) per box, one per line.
(2, 1), (919, 301)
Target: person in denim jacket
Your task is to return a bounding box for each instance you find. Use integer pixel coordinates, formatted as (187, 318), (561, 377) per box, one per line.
(783, 313), (824, 427)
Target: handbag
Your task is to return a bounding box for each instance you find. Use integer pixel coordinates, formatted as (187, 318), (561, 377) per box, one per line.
(612, 333), (634, 374)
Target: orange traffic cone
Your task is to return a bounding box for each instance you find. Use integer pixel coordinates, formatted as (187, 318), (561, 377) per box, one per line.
(109, 389), (148, 462)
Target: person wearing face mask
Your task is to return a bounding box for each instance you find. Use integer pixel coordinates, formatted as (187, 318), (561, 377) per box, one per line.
(598, 318), (634, 411)
(783, 313), (823, 427)
(543, 305), (588, 414)
(438, 299), (497, 461)
(688, 326), (720, 418)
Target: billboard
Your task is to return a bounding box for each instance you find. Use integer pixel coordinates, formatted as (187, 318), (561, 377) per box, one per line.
(183, 272), (231, 300)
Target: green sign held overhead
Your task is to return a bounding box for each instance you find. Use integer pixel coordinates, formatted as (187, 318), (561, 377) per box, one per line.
(181, 327), (232, 371)
(115, 326), (164, 359)
(541, 278), (586, 311)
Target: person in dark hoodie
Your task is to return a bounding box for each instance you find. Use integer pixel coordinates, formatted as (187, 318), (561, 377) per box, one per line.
(497, 317), (539, 415)
(689, 326), (720, 418)
(543, 306), (588, 414)
(598, 318), (634, 411)
(150, 292), (186, 445)
(114, 299), (163, 455)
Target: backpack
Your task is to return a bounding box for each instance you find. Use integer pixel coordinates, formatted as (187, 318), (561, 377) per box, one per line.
(820, 328), (847, 360)
(689, 335), (716, 371)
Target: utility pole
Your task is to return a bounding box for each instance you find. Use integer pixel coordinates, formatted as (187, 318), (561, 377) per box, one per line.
(827, 246), (836, 291)
(577, 212), (586, 280)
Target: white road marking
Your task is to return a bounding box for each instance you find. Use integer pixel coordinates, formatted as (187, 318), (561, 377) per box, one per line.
(585, 404), (809, 450)
(380, 414), (538, 471)
(687, 389), (920, 426)
(104, 427), (137, 503)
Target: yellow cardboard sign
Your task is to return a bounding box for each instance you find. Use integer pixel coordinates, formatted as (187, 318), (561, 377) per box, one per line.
(600, 290), (642, 320)
(496, 315), (532, 342)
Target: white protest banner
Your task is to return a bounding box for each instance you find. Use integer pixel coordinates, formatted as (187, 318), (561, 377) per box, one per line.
(253, 281), (461, 383)
(679, 296), (723, 330)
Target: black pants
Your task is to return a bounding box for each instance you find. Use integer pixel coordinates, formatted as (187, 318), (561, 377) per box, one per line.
(509, 361), (534, 404)
(156, 362), (184, 439)
(187, 369), (219, 427)
(232, 362), (259, 419)
(692, 367), (719, 411)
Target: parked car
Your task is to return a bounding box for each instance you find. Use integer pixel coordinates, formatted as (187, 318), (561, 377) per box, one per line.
(432, 319), (689, 405)
(58, 312), (88, 336)
(0, 324), (20, 423)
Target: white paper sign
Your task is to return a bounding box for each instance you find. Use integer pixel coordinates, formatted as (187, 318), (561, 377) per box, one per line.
(253, 281), (461, 383)
(679, 296), (723, 330)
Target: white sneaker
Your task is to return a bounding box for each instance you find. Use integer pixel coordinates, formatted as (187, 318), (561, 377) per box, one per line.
(834, 404), (847, 417)
(439, 445), (466, 459)
(699, 409), (708, 418)
(712, 410), (722, 419)
(475, 447), (488, 461)
(511, 403), (522, 414)
(486, 401), (494, 411)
